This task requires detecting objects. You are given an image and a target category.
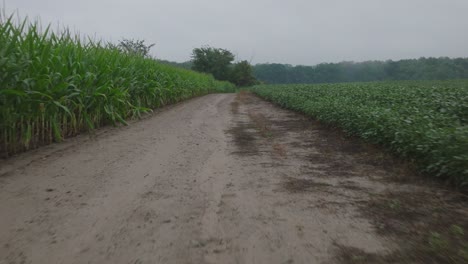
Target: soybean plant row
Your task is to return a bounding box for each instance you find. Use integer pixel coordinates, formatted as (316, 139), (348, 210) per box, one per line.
(251, 80), (468, 186)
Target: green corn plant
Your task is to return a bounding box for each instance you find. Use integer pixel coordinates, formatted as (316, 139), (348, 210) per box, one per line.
(0, 13), (235, 157)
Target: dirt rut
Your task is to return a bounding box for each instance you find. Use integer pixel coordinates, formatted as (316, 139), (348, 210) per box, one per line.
(1, 93), (467, 264)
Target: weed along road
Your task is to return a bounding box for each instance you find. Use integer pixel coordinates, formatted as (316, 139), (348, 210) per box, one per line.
(1, 92), (467, 264)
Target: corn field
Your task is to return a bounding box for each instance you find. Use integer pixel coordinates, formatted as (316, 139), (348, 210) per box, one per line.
(251, 80), (468, 186)
(0, 15), (234, 157)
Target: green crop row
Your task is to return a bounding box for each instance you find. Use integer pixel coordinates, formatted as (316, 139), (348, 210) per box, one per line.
(0, 15), (234, 157)
(250, 80), (468, 186)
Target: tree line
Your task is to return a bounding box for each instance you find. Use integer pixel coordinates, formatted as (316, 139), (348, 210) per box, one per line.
(158, 50), (468, 86)
(107, 41), (258, 87)
(159, 47), (258, 87)
(253, 57), (468, 84)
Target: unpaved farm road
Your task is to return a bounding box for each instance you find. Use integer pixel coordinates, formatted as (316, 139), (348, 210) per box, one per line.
(1, 93), (468, 264)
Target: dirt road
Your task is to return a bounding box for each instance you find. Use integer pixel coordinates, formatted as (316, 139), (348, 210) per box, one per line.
(1, 93), (467, 264)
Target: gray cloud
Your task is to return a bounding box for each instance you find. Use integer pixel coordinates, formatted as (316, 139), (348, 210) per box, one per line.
(5, 0), (468, 65)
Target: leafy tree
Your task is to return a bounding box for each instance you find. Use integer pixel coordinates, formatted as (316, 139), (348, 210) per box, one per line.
(191, 46), (234, 81)
(230, 60), (258, 87)
(108, 38), (155, 57)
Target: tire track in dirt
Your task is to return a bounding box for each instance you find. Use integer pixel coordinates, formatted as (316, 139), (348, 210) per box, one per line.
(225, 92), (468, 264)
(0, 92), (467, 264)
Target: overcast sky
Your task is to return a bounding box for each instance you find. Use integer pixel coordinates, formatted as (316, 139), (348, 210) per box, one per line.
(4, 0), (468, 65)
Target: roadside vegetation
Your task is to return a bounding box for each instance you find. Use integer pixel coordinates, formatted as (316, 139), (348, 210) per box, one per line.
(0, 15), (234, 157)
(250, 80), (468, 187)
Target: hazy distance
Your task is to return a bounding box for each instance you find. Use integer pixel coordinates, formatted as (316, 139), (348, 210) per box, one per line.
(5, 0), (468, 65)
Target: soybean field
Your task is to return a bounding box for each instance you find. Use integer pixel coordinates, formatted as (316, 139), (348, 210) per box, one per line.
(251, 80), (468, 187)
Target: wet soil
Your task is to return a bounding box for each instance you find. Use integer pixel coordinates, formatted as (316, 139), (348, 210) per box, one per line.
(0, 92), (467, 264)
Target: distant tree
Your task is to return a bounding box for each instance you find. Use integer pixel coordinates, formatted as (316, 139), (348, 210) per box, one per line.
(253, 57), (468, 84)
(157, 59), (193, 70)
(191, 46), (234, 81)
(230, 60), (258, 86)
(108, 38), (155, 57)
(253, 63), (293, 84)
